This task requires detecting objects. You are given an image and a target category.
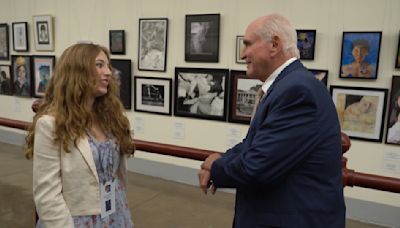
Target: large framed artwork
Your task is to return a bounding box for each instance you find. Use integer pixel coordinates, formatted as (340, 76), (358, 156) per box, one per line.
(33, 15), (54, 51)
(175, 67), (228, 121)
(0, 24), (9, 60)
(228, 70), (263, 124)
(11, 55), (32, 97)
(396, 32), (400, 69)
(110, 59), (132, 109)
(138, 18), (168, 71)
(386, 76), (400, 145)
(330, 85), (388, 142)
(32, 55), (55, 97)
(12, 22), (29, 52)
(134, 76), (172, 115)
(235, 35), (246, 64)
(109, 30), (125, 55)
(308, 69), (328, 87)
(0, 65), (12, 95)
(339, 31), (382, 79)
(185, 14), (220, 62)
(296, 29), (316, 60)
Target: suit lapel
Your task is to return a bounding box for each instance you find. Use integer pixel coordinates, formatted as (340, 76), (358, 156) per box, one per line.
(76, 136), (99, 183)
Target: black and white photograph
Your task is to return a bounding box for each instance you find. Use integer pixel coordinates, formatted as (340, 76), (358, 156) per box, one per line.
(308, 69), (328, 87)
(111, 59), (132, 109)
(12, 22), (28, 52)
(138, 18), (168, 71)
(0, 65), (12, 95)
(175, 67), (228, 121)
(0, 24), (9, 60)
(11, 55), (32, 97)
(33, 15), (54, 51)
(109, 30), (125, 55)
(32, 55), (55, 97)
(385, 76), (400, 145)
(134, 76), (172, 115)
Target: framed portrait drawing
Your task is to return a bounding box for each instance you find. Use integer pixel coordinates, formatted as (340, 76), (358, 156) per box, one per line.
(109, 30), (125, 55)
(12, 22), (28, 52)
(385, 76), (400, 145)
(134, 76), (172, 115)
(175, 67), (228, 121)
(110, 59), (132, 109)
(339, 31), (382, 79)
(0, 65), (12, 95)
(11, 55), (32, 97)
(33, 15), (54, 51)
(185, 14), (220, 62)
(138, 18), (168, 72)
(32, 55), (55, 97)
(396, 33), (400, 69)
(308, 69), (328, 87)
(0, 24), (9, 60)
(296, 30), (316, 60)
(235, 36), (246, 64)
(330, 85), (387, 142)
(228, 70), (263, 124)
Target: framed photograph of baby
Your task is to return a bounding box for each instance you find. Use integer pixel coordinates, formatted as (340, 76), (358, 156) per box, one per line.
(32, 55), (55, 98)
(228, 70), (262, 124)
(138, 18), (168, 72)
(330, 85), (388, 142)
(111, 59), (132, 109)
(33, 15), (54, 51)
(296, 30), (316, 60)
(11, 55), (32, 97)
(175, 67), (228, 121)
(308, 69), (328, 87)
(134, 76), (172, 115)
(0, 24), (10, 60)
(339, 31), (382, 79)
(385, 76), (400, 145)
(0, 65), (12, 95)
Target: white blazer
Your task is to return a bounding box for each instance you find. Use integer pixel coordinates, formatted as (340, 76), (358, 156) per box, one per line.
(33, 115), (128, 228)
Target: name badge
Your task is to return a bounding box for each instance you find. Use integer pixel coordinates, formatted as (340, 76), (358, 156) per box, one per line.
(100, 180), (116, 218)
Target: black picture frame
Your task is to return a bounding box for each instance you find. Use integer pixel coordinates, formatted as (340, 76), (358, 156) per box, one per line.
(308, 69), (328, 87)
(0, 65), (12, 95)
(235, 36), (246, 64)
(396, 32), (400, 69)
(12, 22), (29, 52)
(32, 55), (55, 98)
(174, 67), (228, 121)
(185, 14), (220, 62)
(228, 70), (263, 124)
(385, 75), (400, 145)
(134, 76), (172, 115)
(0, 24), (10, 61)
(138, 18), (168, 72)
(339, 31), (382, 79)
(109, 30), (125, 55)
(296, 29), (316, 60)
(330, 85), (388, 142)
(110, 59), (132, 109)
(11, 55), (32, 97)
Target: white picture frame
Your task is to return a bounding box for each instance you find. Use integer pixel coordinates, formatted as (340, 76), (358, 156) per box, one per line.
(33, 15), (54, 51)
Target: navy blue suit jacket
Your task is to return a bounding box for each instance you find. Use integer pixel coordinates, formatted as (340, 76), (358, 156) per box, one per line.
(211, 60), (345, 227)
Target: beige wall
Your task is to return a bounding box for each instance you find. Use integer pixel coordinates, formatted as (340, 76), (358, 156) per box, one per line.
(0, 0), (399, 208)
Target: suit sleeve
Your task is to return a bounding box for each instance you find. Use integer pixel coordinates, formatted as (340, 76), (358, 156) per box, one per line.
(33, 117), (74, 228)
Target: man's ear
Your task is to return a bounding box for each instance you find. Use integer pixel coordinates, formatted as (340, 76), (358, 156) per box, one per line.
(270, 35), (282, 56)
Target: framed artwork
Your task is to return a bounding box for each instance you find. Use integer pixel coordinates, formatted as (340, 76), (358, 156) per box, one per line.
(339, 31), (382, 79)
(296, 30), (316, 60)
(308, 69), (328, 87)
(11, 55), (32, 97)
(0, 24), (9, 60)
(330, 85), (387, 142)
(12, 22), (28, 52)
(110, 59), (132, 109)
(396, 32), (400, 69)
(138, 18), (168, 71)
(0, 65), (12, 95)
(33, 15), (54, 51)
(109, 30), (125, 55)
(235, 36), (245, 64)
(32, 55), (55, 97)
(228, 70), (263, 124)
(175, 67), (228, 121)
(385, 76), (400, 145)
(134, 76), (172, 115)
(185, 14), (220, 62)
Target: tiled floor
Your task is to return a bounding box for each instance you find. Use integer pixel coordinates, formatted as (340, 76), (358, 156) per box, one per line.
(0, 141), (387, 228)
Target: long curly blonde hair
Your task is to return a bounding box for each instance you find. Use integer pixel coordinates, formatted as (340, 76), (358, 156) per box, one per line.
(25, 43), (135, 159)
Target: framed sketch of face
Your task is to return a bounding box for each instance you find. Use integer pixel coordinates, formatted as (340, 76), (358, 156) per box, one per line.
(33, 15), (54, 51)
(12, 22), (29, 52)
(0, 24), (10, 60)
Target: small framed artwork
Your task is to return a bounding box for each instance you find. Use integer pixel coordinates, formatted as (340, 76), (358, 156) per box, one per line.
(175, 67), (228, 121)
(12, 22), (29, 52)
(185, 14), (220, 62)
(0, 24), (10, 60)
(0, 65), (13, 95)
(308, 69), (328, 87)
(109, 30), (125, 55)
(385, 76), (400, 145)
(229, 70), (263, 124)
(296, 30), (316, 60)
(330, 85), (388, 142)
(110, 59), (132, 109)
(33, 15), (54, 51)
(138, 18), (168, 72)
(235, 36), (246, 64)
(11, 55), (32, 97)
(32, 55), (55, 97)
(339, 31), (382, 79)
(134, 76), (172, 115)
(395, 33), (400, 69)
